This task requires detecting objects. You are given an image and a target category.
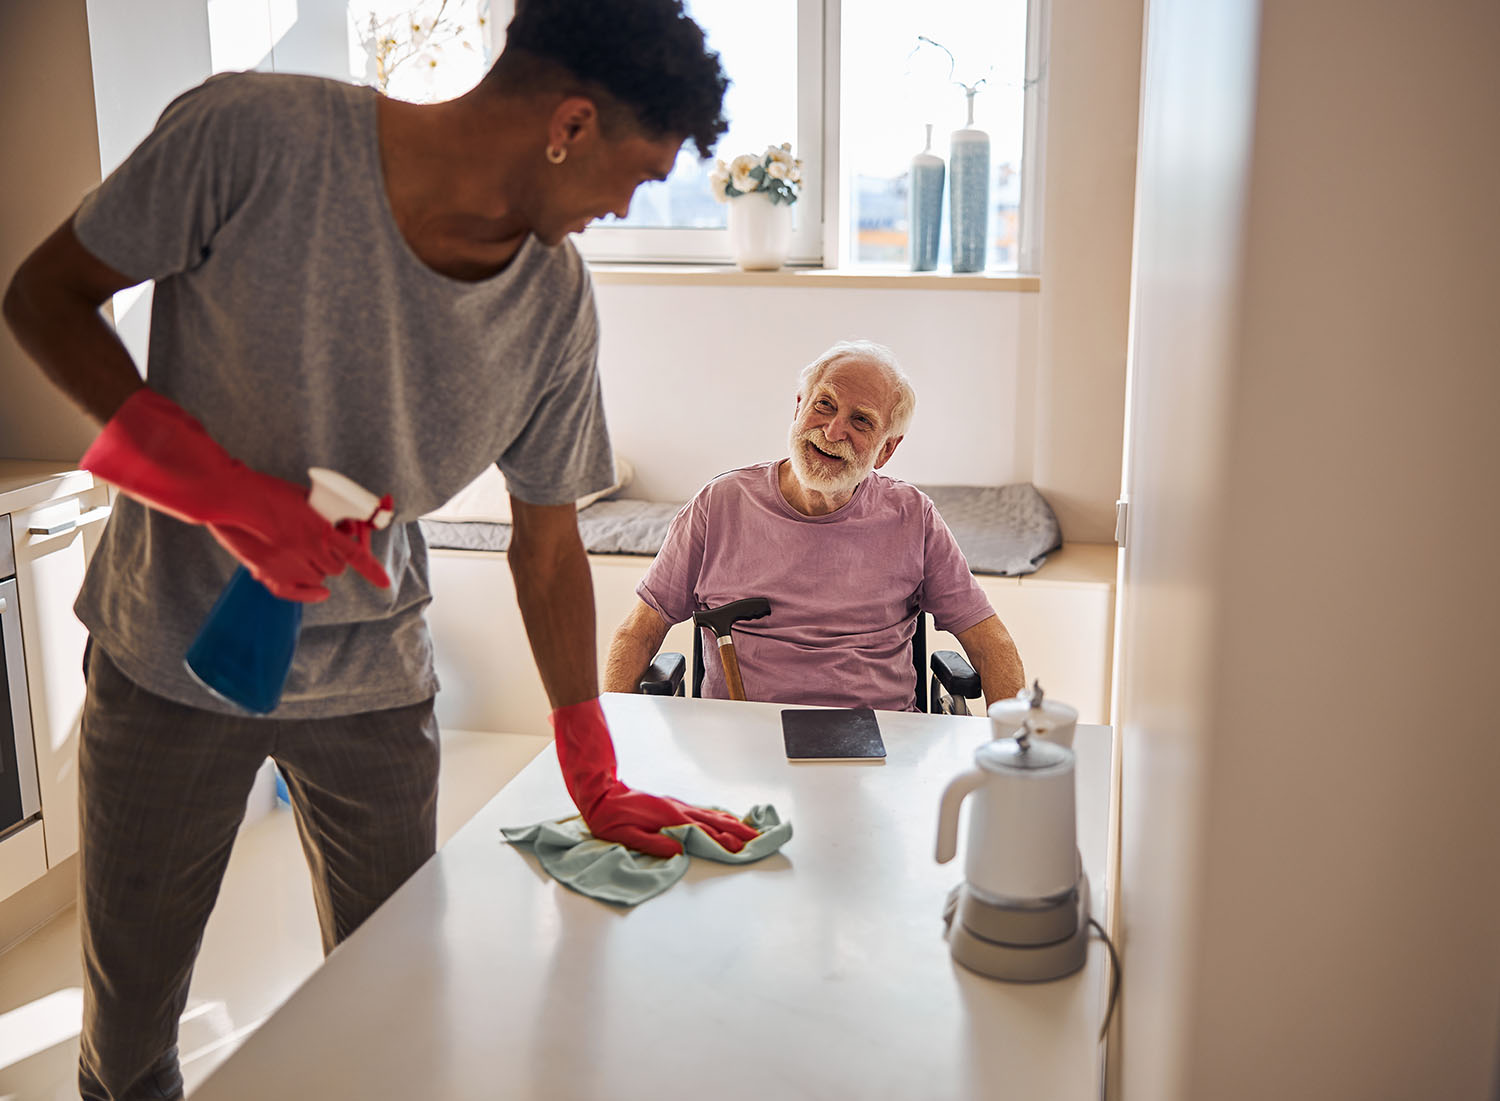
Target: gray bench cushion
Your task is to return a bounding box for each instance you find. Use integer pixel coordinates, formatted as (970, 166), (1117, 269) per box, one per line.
(419, 482), (1061, 577)
(420, 498), (683, 558)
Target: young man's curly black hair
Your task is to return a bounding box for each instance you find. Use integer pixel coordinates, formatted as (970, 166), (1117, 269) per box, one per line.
(489, 0), (731, 159)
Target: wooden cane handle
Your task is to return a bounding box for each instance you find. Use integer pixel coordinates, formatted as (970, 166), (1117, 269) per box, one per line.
(718, 639), (748, 701)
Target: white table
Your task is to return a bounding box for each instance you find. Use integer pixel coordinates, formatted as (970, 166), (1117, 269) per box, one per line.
(195, 695), (1113, 1101)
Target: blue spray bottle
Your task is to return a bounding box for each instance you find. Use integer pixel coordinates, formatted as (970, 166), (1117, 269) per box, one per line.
(185, 468), (393, 714)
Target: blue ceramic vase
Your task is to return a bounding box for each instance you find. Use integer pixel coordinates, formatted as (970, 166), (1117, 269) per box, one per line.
(949, 90), (990, 273)
(909, 124), (945, 272)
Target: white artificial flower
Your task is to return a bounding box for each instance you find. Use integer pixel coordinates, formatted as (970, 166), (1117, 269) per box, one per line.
(708, 159), (731, 202)
(790, 159), (803, 184)
(766, 144), (796, 171)
(729, 153), (760, 194)
(766, 160), (790, 181)
(411, 15), (437, 50)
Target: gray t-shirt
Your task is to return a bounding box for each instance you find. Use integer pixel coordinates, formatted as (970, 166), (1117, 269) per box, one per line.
(72, 72), (615, 717)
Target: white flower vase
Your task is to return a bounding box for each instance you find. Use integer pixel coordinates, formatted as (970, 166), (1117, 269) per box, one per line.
(727, 191), (793, 271)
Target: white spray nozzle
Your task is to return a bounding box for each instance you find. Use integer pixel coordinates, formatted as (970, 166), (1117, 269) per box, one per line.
(307, 467), (393, 528)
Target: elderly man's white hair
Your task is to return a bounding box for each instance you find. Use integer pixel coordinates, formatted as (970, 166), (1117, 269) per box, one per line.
(796, 340), (916, 439)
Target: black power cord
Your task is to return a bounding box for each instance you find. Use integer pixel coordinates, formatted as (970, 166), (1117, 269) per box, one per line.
(1088, 916), (1122, 1042)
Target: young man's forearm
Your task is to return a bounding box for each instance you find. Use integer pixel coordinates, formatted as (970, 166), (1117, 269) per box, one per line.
(3, 220), (146, 424)
(508, 504), (601, 710)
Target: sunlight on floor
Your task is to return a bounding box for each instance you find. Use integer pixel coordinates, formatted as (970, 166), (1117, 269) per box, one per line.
(0, 988), (82, 1071)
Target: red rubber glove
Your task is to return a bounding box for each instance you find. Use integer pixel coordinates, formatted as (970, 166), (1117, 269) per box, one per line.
(80, 387), (390, 602)
(550, 698), (761, 858)
(207, 492), (395, 602)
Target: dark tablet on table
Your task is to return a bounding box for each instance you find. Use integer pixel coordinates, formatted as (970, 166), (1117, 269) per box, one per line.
(781, 707), (886, 761)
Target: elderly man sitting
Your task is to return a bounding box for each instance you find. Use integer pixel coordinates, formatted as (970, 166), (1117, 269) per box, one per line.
(604, 340), (1025, 711)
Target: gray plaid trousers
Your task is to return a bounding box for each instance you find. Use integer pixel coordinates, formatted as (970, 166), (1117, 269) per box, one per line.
(76, 642), (440, 1100)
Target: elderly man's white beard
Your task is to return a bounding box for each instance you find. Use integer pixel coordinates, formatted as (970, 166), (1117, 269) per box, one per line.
(787, 424), (880, 496)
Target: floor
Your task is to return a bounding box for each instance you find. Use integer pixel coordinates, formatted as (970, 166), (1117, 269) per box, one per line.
(0, 728), (549, 1100)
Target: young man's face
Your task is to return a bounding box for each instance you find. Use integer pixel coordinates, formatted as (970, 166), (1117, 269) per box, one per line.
(535, 131), (685, 245)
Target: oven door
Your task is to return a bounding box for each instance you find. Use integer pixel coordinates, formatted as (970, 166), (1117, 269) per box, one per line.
(1, 575), (42, 840)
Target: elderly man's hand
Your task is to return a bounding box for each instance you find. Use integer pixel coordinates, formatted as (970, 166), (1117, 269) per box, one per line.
(549, 698), (760, 858)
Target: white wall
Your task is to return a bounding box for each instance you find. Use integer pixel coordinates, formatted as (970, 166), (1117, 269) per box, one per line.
(0, 1), (104, 460)
(82, 0), (215, 372)
(88, 0), (352, 178)
(1111, 1), (1260, 1096)
(594, 283), (1038, 501)
(1117, 1), (1500, 1098)
(1031, 0), (1143, 543)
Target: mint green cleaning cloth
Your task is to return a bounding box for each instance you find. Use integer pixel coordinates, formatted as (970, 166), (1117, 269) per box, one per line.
(501, 804), (792, 907)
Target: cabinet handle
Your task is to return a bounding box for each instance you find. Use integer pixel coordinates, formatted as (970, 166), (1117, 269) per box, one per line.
(28, 505), (112, 537)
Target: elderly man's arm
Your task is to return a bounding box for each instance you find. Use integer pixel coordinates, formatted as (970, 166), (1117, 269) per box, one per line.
(955, 614), (1026, 708)
(603, 598), (675, 694)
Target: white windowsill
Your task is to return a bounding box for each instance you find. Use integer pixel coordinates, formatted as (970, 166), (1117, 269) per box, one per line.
(586, 264), (1040, 292)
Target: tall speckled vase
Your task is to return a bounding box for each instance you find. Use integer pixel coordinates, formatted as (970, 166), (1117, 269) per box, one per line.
(909, 124), (944, 272)
(949, 90), (990, 273)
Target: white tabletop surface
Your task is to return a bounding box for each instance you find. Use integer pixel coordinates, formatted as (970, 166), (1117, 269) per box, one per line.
(195, 694), (1113, 1101)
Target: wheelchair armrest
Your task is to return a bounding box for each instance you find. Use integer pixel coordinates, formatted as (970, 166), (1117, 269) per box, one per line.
(931, 650), (981, 700)
(639, 652), (686, 696)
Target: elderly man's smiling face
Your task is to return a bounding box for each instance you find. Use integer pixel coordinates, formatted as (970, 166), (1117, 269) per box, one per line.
(786, 358), (904, 500)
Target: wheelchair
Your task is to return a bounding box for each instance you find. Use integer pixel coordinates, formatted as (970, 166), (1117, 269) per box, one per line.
(638, 612), (984, 715)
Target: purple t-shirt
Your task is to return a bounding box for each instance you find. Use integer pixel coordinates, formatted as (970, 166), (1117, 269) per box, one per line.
(638, 462), (995, 711)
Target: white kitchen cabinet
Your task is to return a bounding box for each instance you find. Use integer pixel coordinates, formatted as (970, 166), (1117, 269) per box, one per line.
(6, 473), (110, 871)
(0, 821), (48, 903)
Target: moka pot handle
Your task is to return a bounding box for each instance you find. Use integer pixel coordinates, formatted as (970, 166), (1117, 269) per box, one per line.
(935, 767), (986, 864)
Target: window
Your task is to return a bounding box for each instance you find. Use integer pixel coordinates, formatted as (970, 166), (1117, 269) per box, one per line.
(576, 0), (1038, 272)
